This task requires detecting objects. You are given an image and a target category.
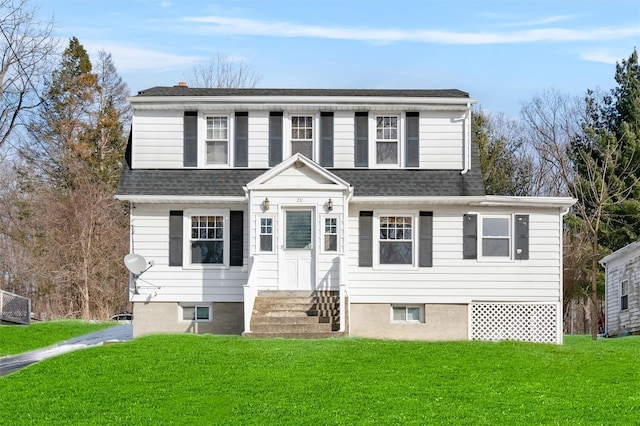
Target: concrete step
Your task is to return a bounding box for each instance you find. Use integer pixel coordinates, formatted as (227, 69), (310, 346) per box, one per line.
(252, 316), (325, 325)
(259, 290), (337, 298)
(251, 323), (336, 333)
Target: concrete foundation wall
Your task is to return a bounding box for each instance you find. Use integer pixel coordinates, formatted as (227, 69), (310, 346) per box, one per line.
(349, 303), (468, 341)
(132, 302), (244, 338)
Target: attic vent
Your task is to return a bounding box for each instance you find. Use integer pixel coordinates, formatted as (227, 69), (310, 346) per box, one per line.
(176, 82), (188, 87)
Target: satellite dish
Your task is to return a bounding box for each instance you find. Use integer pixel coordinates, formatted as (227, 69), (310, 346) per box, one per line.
(124, 253), (150, 276)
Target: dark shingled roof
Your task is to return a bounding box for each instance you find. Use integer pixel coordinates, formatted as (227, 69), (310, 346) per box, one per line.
(134, 86), (471, 99)
(116, 137), (485, 198)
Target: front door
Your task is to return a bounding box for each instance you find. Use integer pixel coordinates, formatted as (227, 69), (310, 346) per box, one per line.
(281, 209), (314, 290)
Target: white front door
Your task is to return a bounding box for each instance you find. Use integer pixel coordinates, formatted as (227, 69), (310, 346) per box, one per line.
(281, 209), (314, 290)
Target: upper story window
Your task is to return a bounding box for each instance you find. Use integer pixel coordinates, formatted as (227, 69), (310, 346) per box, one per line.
(291, 115), (314, 159)
(376, 116), (399, 165)
(206, 116), (228, 164)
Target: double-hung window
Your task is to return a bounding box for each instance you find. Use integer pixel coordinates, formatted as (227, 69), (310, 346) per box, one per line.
(291, 115), (314, 159)
(190, 215), (224, 264)
(206, 116), (228, 164)
(481, 216), (510, 258)
(379, 216), (412, 264)
(376, 116), (399, 165)
(621, 279), (629, 310)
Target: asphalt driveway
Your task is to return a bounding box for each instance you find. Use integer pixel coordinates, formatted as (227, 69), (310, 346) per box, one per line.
(0, 323), (132, 376)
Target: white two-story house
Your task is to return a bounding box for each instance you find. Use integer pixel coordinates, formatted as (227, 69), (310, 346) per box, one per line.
(116, 85), (575, 343)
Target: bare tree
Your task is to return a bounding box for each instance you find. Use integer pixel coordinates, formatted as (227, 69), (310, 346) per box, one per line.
(520, 89), (582, 197)
(184, 53), (261, 88)
(0, 0), (57, 148)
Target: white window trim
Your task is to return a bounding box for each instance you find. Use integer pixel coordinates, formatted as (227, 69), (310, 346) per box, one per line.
(369, 112), (404, 169)
(199, 112), (233, 168)
(256, 214), (276, 254)
(478, 214), (513, 262)
(321, 214), (340, 254)
(373, 211), (417, 269)
(391, 305), (424, 323)
(621, 279), (629, 311)
(183, 208), (230, 269)
(284, 112), (318, 160)
(179, 304), (212, 322)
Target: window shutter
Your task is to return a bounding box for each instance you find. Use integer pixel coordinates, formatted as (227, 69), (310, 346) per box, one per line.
(514, 214), (529, 260)
(183, 112), (197, 167)
(359, 211), (373, 267)
(406, 112), (419, 167)
(463, 214), (477, 259)
(320, 112), (334, 167)
(419, 211), (433, 267)
(230, 211), (244, 266)
(269, 112), (283, 166)
(169, 211), (183, 266)
(234, 112), (248, 167)
(355, 112), (368, 167)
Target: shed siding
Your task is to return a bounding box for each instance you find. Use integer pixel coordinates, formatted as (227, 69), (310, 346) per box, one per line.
(603, 251), (640, 335)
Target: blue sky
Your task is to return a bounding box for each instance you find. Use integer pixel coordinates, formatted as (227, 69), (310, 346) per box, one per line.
(32, 0), (639, 116)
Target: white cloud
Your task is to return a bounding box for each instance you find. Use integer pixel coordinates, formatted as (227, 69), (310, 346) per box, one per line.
(183, 15), (640, 45)
(83, 42), (203, 72)
(580, 48), (627, 64)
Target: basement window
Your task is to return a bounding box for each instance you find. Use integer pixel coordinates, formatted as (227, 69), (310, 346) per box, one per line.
(181, 305), (211, 322)
(392, 305), (423, 323)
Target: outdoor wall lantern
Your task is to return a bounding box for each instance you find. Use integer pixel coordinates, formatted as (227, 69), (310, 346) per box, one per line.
(262, 197), (270, 211)
(327, 199), (334, 211)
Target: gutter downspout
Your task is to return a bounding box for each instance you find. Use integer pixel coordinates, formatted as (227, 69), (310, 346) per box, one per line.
(460, 102), (472, 175)
(558, 205), (571, 344)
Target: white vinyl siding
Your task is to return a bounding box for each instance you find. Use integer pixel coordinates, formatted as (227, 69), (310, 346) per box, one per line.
(348, 205), (564, 304)
(421, 111), (465, 170)
(129, 204), (248, 303)
(131, 110), (184, 168)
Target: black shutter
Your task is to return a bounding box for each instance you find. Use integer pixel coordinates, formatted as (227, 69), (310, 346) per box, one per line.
(515, 214), (529, 260)
(463, 214), (477, 259)
(234, 112), (248, 167)
(419, 211), (433, 267)
(269, 112), (283, 166)
(184, 112), (197, 167)
(355, 112), (368, 167)
(320, 112), (334, 167)
(359, 211), (373, 267)
(230, 211), (244, 266)
(406, 112), (419, 167)
(169, 211), (183, 266)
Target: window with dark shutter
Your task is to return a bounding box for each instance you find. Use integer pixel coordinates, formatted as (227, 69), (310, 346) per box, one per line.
(355, 112), (368, 167)
(169, 211), (183, 266)
(419, 211), (433, 267)
(234, 112), (248, 167)
(406, 112), (419, 167)
(183, 112), (197, 167)
(269, 112), (283, 166)
(320, 112), (334, 167)
(359, 211), (373, 266)
(230, 211), (244, 266)
(463, 214), (478, 259)
(514, 214), (529, 260)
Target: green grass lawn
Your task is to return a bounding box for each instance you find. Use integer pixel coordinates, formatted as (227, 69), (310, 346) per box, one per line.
(1, 334), (639, 425)
(0, 320), (114, 356)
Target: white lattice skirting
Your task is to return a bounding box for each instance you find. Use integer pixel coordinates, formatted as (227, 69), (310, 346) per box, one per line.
(470, 303), (558, 344)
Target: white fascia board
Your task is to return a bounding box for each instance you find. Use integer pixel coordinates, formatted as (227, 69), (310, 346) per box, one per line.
(115, 195), (247, 204)
(128, 96), (477, 111)
(351, 195), (576, 209)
